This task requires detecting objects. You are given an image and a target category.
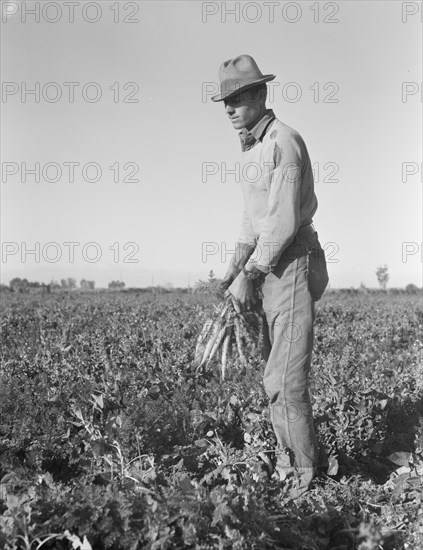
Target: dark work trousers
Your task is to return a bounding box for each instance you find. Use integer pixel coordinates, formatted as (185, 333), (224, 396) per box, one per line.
(261, 225), (327, 494)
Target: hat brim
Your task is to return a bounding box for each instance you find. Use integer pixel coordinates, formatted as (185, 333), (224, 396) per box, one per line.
(211, 74), (276, 102)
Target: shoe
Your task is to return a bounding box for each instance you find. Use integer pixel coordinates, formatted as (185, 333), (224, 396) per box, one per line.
(273, 470), (312, 500)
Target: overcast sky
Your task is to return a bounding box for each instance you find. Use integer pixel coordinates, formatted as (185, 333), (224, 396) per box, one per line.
(1, 0), (422, 288)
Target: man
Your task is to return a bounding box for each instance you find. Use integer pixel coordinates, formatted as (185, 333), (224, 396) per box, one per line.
(211, 54), (328, 497)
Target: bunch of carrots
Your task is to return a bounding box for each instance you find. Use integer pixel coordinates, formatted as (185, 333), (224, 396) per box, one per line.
(193, 295), (262, 380)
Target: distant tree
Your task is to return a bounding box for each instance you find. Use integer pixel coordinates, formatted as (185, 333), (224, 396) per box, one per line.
(10, 277), (29, 293)
(194, 270), (223, 296)
(81, 279), (96, 290)
(108, 280), (125, 290)
(67, 277), (77, 290)
(41, 282), (51, 294)
(376, 265), (389, 291)
(359, 282), (368, 294)
(8, 278), (46, 293)
(10, 277), (22, 292)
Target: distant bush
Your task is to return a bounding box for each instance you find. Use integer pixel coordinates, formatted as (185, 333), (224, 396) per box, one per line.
(405, 283), (420, 295)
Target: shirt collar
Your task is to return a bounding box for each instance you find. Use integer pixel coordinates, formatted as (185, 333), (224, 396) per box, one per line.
(238, 109), (276, 152)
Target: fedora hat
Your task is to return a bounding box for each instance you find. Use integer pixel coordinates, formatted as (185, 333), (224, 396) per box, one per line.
(211, 54), (276, 102)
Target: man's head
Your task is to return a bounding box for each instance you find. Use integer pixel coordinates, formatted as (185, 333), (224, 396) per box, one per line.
(211, 54), (274, 130)
(223, 84), (268, 131)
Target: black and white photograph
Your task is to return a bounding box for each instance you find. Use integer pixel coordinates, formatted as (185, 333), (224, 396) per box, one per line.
(1, 1), (422, 548)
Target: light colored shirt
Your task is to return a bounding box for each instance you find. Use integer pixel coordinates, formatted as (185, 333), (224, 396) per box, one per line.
(237, 109), (317, 273)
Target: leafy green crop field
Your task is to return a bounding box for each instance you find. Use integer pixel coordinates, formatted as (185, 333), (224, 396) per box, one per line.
(0, 291), (422, 549)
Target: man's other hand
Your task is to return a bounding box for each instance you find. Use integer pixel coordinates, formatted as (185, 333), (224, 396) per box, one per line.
(220, 242), (256, 291)
(220, 266), (238, 291)
(226, 271), (257, 314)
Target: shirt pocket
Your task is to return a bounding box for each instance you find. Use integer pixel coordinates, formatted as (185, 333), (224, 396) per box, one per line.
(241, 148), (273, 192)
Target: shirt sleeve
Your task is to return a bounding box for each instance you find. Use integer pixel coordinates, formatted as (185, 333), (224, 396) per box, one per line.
(237, 207), (256, 246)
(248, 135), (303, 269)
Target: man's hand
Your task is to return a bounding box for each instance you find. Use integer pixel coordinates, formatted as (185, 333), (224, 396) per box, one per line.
(226, 271), (257, 314)
(220, 264), (238, 291)
(220, 242), (256, 292)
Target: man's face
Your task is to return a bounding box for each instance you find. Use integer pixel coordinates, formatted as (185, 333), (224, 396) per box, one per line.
(223, 88), (264, 131)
